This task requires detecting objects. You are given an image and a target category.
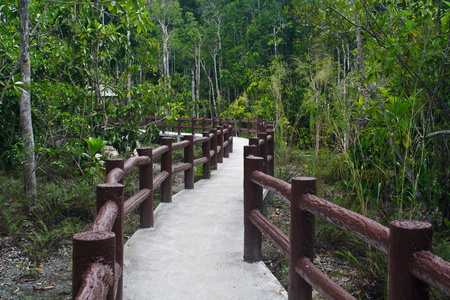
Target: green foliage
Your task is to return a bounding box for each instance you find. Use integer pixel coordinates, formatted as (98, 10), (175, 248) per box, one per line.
(81, 137), (108, 182)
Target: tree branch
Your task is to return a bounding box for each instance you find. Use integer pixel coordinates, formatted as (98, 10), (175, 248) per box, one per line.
(423, 130), (450, 140)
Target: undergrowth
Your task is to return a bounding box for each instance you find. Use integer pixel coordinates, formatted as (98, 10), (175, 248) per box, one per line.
(0, 173), (96, 266)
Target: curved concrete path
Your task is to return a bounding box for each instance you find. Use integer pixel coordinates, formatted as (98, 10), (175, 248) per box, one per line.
(123, 137), (287, 299)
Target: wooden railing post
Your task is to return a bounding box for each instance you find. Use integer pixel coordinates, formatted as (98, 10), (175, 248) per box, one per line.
(210, 128), (218, 170)
(243, 146), (263, 262)
(190, 117), (195, 135)
(106, 158), (124, 184)
(223, 125), (230, 158)
(184, 135), (195, 189)
(161, 137), (173, 203)
(249, 137), (259, 157)
(73, 231), (116, 300)
(202, 132), (211, 179)
(217, 126), (224, 163)
(228, 123), (234, 153)
(290, 177), (316, 300)
(239, 118), (243, 137)
(177, 119), (182, 135)
(267, 129), (274, 177)
(258, 131), (268, 174)
(247, 118), (251, 137)
(96, 183), (124, 300)
(202, 118), (207, 133)
(137, 148), (154, 228)
(387, 220), (432, 300)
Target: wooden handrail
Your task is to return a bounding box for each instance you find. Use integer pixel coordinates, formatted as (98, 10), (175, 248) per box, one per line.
(123, 156), (151, 175)
(294, 257), (354, 300)
(75, 263), (114, 300)
(300, 194), (389, 254)
(89, 201), (118, 232)
(249, 209), (289, 258)
(123, 188), (151, 216)
(410, 251), (450, 294)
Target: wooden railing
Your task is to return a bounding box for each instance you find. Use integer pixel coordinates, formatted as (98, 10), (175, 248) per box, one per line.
(147, 116), (272, 138)
(72, 120), (238, 299)
(244, 143), (450, 299)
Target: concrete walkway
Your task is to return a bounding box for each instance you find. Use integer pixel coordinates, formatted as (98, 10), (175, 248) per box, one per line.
(123, 137), (287, 299)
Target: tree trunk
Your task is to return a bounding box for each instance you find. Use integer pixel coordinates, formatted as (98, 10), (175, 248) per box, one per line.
(350, 0), (371, 111)
(18, 0), (37, 198)
(195, 42), (202, 117)
(127, 26), (131, 105)
(213, 48), (221, 109)
(161, 23), (170, 81)
(191, 69), (196, 117)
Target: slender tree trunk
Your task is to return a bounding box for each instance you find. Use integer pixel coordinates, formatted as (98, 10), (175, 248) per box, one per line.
(18, 0), (36, 198)
(195, 42), (202, 117)
(213, 49), (221, 106)
(191, 69), (196, 117)
(92, 1), (101, 108)
(350, 0), (370, 107)
(127, 24), (131, 105)
(273, 27), (277, 61)
(161, 23), (170, 81)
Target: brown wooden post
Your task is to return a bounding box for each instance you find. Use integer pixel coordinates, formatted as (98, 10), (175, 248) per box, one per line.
(210, 128), (218, 170)
(202, 118), (206, 132)
(247, 118), (251, 138)
(239, 118), (243, 137)
(213, 117), (218, 129)
(96, 183), (124, 299)
(177, 119), (181, 135)
(184, 135), (195, 189)
(249, 137), (259, 157)
(290, 177), (316, 300)
(228, 124), (234, 153)
(223, 124), (230, 158)
(258, 131), (268, 174)
(202, 132), (211, 179)
(105, 158), (124, 184)
(73, 231), (116, 300)
(137, 148), (154, 228)
(387, 220), (432, 300)
(267, 129), (275, 177)
(161, 137), (173, 203)
(217, 126), (224, 163)
(243, 147), (263, 262)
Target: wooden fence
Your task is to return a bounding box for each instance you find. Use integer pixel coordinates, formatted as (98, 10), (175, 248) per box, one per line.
(244, 140), (450, 299)
(147, 116), (271, 138)
(72, 118), (273, 299)
(72, 121), (236, 299)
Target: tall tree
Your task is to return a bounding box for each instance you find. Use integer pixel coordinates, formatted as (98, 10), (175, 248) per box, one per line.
(147, 0), (182, 81)
(18, 0), (36, 197)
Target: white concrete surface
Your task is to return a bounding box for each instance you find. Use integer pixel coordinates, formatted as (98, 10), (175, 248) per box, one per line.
(123, 137), (287, 299)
